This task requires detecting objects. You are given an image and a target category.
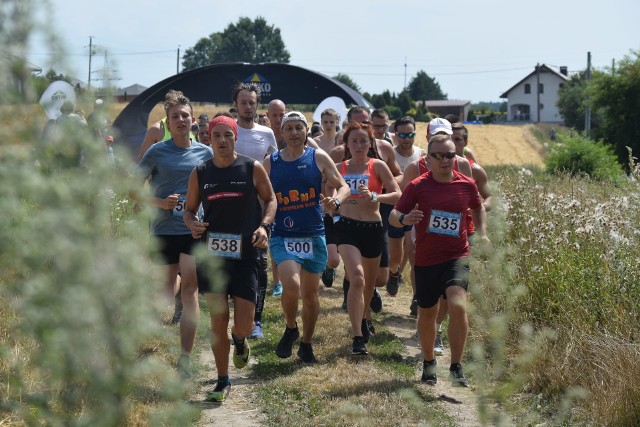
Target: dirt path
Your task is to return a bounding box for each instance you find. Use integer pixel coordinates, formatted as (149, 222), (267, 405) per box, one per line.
(191, 341), (266, 426)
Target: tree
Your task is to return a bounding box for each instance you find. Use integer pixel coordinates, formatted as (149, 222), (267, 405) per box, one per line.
(332, 73), (361, 93)
(590, 51), (640, 161)
(182, 17), (290, 70)
(557, 73), (588, 131)
(407, 70), (446, 103)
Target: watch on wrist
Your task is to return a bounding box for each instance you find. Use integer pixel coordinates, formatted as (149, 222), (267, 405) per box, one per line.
(399, 214), (405, 225)
(260, 223), (271, 236)
(333, 197), (341, 212)
(370, 192), (378, 202)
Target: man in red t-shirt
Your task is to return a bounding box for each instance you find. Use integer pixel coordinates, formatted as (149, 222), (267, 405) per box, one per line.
(390, 134), (490, 387)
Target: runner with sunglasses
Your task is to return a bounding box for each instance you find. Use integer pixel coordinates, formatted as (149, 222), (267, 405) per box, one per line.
(390, 133), (489, 388)
(386, 116), (426, 297)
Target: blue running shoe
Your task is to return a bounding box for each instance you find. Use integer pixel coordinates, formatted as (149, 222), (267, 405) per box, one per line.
(272, 282), (283, 296)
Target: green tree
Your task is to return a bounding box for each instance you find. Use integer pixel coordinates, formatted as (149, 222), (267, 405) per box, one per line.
(396, 90), (415, 115)
(590, 50), (640, 160)
(332, 73), (361, 93)
(556, 73), (588, 131)
(182, 17), (290, 70)
(407, 70), (446, 103)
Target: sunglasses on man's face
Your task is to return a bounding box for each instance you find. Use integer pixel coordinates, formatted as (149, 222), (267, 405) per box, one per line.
(429, 151), (456, 160)
(396, 132), (416, 139)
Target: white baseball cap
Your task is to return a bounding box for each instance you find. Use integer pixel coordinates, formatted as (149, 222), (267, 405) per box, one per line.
(428, 117), (453, 135)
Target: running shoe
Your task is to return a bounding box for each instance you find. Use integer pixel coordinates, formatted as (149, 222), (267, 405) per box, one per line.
(297, 342), (317, 363)
(361, 318), (371, 344)
(272, 282), (283, 296)
(352, 336), (368, 355)
(176, 354), (191, 380)
(422, 359), (437, 385)
(370, 288), (383, 313)
(386, 270), (401, 296)
(206, 379), (231, 402)
(249, 321), (264, 339)
(275, 326), (300, 358)
(321, 267), (335, 288)
(450, 363), (469, 387)
(434, 331), (444, 356)
(232, 335), (251, 369)
(170, 297), (183, 325)
(366, 319), (376, 336)
(410, 299), (418, 317)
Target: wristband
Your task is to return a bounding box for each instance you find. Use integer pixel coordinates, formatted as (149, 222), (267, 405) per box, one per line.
(399, 214), (405, 225)
(260, 223), (271, 237)
(370, 192), (378, 202)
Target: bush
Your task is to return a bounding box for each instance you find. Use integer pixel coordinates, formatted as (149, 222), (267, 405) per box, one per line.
(545, 131), (623, 183)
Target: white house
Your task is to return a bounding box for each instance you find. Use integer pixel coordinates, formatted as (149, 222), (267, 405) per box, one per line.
(500, 64), (570, 123)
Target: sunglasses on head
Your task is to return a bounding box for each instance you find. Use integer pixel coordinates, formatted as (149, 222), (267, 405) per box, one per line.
(429, 151), (456, 160)
(396, 132), (415, 139)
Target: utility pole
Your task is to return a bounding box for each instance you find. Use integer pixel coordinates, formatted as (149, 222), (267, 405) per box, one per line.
(585, 52), (592, 137)
(88, 36), (94, 89)
(612, 58), (616, 75)
(404, 56), (407, 90)
(176, 45), (180, 74)
(536, 63), (540, 123)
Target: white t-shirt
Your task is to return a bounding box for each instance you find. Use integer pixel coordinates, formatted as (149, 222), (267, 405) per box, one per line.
(236, 124), (278, 162)
(395, 145), (422, 173)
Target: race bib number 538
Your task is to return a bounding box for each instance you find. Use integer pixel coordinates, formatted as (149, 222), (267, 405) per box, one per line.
(208, 233), (242, 259)
(284, 237), (314, 259)
(428, 210), (462, 237)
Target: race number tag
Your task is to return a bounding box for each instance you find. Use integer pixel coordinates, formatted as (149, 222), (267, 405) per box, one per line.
(207, 232), (242, 259)
(343, 174), (369, 196)
(284, 237), (314, 259)
(172, 195), (187, 217)
(427, 210), (462, 237)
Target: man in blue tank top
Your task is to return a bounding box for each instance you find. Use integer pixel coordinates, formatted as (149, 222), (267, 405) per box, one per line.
(263, 111), (350, 363)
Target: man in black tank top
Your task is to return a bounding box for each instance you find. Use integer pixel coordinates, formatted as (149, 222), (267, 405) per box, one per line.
(184, 116), (276, 403)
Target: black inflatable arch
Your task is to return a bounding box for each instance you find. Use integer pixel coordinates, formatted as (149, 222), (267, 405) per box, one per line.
(113, 62), (372, 155)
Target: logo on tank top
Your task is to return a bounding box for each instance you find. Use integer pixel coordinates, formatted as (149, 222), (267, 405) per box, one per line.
(276, 187), (317, 211)
(284, 216), (295, 229)
(243, 73), (272, 98)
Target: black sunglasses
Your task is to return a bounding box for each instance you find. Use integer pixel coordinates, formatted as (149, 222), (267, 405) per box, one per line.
(429, 151), (456, 160)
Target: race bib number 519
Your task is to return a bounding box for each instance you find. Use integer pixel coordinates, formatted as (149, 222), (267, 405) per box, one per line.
(428, 210), (462, 237)
(284, 237), (314, 259)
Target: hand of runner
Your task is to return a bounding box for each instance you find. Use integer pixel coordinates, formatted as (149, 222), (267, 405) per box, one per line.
(190, 220), (209, 239)
(473, 234), (493, 259)
(319, 193), (339, 214)
(404, 204), (424, 225)
(357, 184), (371, 200)
(163, 193), (180, 210)
(252, 227), (269, 249)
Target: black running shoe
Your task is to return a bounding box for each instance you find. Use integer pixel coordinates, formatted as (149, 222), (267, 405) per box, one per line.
(421, 359), (437, 385)
(386, 270), (401, 296)
(370, 288), (383, 313)
(352, 336), (368, 355)
(450, 363), (469, 387)
(297, 341), (317, 363)
(275, 326), (300, 358)
(366, 319), (376, 335)
(361, 318), (371, 343)
(321, 268), (335, 288)
(409, 299), (418, 317)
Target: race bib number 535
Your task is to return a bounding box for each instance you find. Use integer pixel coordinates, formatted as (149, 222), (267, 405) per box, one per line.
(208, 233), (242, 259)
(284, 237), (314, 259)
(427, 210), (462, 237)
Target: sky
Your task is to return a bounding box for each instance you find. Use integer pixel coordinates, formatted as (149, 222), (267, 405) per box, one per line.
(27, 0), (640, 104)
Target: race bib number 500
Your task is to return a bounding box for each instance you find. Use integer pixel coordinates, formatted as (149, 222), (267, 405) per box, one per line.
(208, 233), (242, 259)
(428, 210), (462, 237)
(284, 237), (314, 259)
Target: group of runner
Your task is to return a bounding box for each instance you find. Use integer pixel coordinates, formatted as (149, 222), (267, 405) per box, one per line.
(133, 84), (491, 402)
